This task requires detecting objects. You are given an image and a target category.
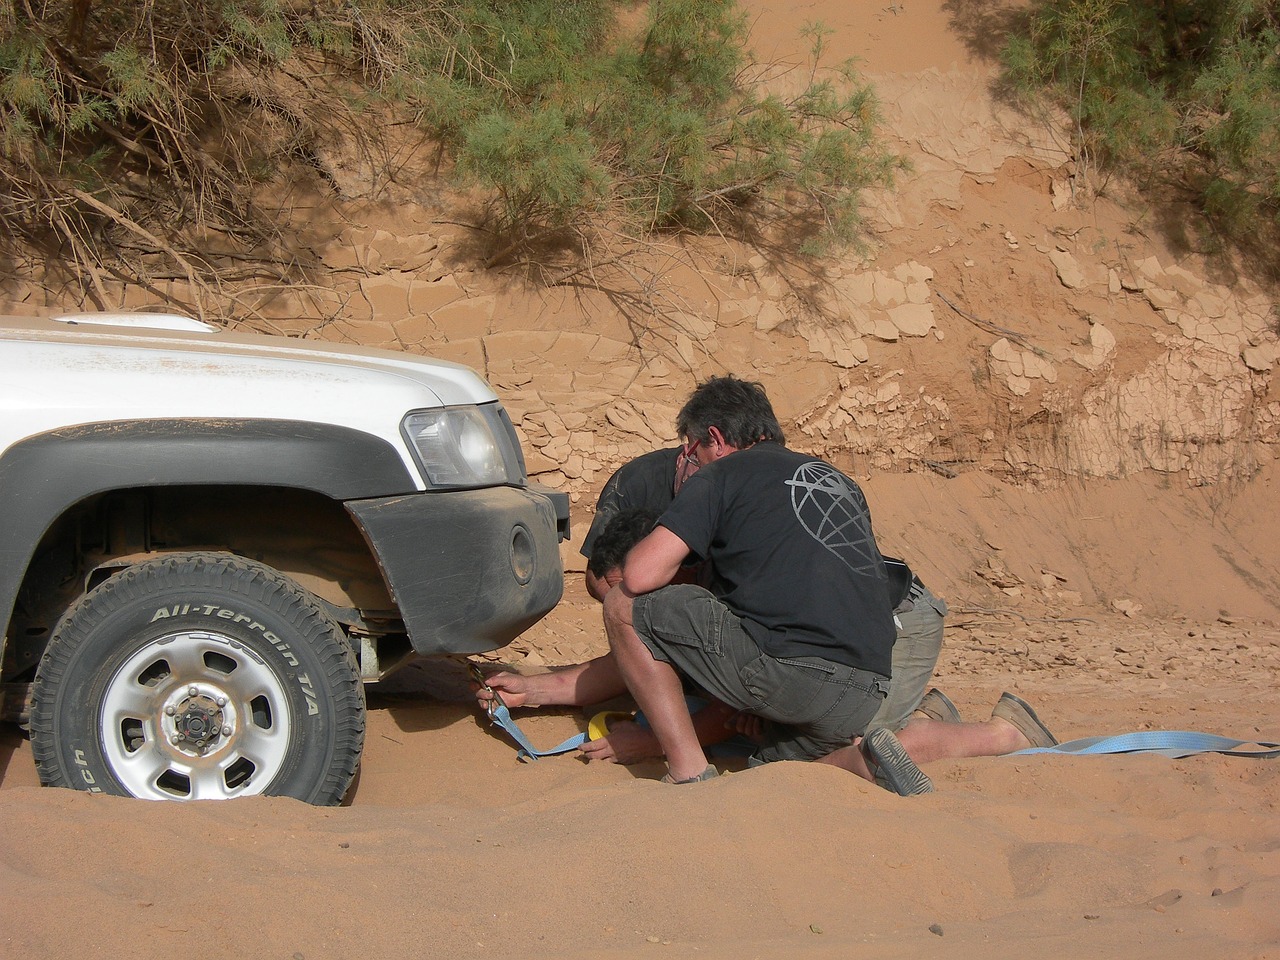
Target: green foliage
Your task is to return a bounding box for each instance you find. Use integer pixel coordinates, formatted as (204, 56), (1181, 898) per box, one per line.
(405, 1), (900, 257)
(1003, 0), (1280, 245)
(459, 105), (611, 228)
(1, 0), (900, 309)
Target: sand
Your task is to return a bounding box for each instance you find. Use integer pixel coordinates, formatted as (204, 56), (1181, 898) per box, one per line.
(2, 2), (1278, 958)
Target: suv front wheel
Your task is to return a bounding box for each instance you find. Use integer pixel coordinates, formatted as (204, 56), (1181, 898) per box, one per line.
(29, 552), (365, 804)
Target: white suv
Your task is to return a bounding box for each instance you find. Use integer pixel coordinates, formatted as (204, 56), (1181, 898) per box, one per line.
(0, 312), (568, 804)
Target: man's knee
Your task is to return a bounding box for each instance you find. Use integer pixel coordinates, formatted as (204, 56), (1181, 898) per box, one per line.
(602, 586), (636, 637)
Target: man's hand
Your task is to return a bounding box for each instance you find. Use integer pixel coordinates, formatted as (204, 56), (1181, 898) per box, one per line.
(727, 710), (766, 743)
(472, 671), (538, 710)
(577, 720), (663, 764)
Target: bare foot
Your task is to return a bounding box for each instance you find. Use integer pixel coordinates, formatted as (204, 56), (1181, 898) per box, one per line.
(815, 736), (875, 782)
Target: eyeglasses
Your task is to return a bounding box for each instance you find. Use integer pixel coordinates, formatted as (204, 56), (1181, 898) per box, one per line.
(674, 439), (702, 494)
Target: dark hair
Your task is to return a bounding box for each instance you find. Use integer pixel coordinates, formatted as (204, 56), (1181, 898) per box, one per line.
(587, 507), (660, 577)
(676, 375), (785, 448)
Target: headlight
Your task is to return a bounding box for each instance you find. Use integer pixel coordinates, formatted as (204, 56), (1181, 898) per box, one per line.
(401, 405), (524, 488)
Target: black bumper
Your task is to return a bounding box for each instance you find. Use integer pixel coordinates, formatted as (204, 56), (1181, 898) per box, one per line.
(345, 485), (567, 656)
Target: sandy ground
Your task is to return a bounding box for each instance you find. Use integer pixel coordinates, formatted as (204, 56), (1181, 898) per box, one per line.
(3, 2), (1279, 959)
(2, 470), (1277, 960)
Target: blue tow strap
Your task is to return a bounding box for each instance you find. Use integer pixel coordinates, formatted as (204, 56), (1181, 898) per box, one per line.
(1010, 730), (1280, 759)
(469, 662), (588, 762)
(485, 699), (588, 762)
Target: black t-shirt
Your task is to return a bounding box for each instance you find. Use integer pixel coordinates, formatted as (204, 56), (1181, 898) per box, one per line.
(656, 443), (895, 676)
(579, 447), (683, 560)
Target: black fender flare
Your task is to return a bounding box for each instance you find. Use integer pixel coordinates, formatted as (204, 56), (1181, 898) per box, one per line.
(0, 419), (415, 639)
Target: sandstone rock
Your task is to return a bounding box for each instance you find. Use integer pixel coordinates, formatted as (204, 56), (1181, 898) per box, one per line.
(1134, 256), (1165, 284)
(1242, 341), (1280, 372)
(391, 314), (439, 346)
(1144, 287), (1182, 312)
(837, 272), (877, 305)
(888, 303), (936, 337)
(673, 311), (716, 340)
(641, 403), (681, 441)
(798, 321), (869, 367)
(990, 337), (1022, 373)
(755, 300), (787, 332)
(331, 318), (397, 349)
(532, 409), (566, 437)
(1022, 350), (1058, 383)
(484, 330), (558, 366)
(1191, 289), (1228, 319)
(1112, 598), (1143, 618)
(428, 337), (485, 371)
(524, 447), (560, 475)
(717, 300), (749, 326)
(359, 273), (413, 322)
(368, 231), (439, 271)
(675, 332), (698, 368)
(406, 275), (466, 315)
(1164, 264), (1204, 297)
(541, 436), (571, 462)
(1074, 322), (1116, 370)
(848, 306), (879, 338)
(425, 298), (489, 339)
(1048, 249), (1087, 289)
(870, 317), (900, 343)
(905, 281), (932, 305)
(872, 274), (907, 308)
(561, 454), (585, 480)
(893, 260), (934, 284)
(604, 400), (660, 441)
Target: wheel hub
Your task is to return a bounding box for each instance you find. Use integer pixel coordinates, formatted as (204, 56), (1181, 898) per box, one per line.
(165, 685), (231, 754)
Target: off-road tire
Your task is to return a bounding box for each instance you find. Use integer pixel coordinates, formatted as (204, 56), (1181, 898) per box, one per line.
(29, 552), (365, 804)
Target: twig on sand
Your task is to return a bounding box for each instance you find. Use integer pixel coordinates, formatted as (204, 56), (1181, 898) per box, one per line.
(935, 288), (1052, 359)
(919, 458), (960, 478)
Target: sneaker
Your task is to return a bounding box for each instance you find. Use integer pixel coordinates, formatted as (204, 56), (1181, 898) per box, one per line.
(863, 727), (933, 796)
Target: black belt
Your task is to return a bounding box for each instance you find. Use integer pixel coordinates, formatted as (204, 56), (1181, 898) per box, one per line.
(894, 575), (927, 614)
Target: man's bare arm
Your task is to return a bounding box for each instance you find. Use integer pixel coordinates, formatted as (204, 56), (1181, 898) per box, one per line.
(621, 525), (692, 595)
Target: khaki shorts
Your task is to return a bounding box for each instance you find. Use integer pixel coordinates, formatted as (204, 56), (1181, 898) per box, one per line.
(865, 578), (948, 732)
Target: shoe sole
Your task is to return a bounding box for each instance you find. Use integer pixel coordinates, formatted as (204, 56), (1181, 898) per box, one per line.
(916, 687), (962, 723)
(864, 727), (933, 796)
(992, 692), (1058, 748)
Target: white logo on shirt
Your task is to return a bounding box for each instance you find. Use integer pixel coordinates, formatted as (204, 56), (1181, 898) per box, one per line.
(786, 461), (881, 574)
